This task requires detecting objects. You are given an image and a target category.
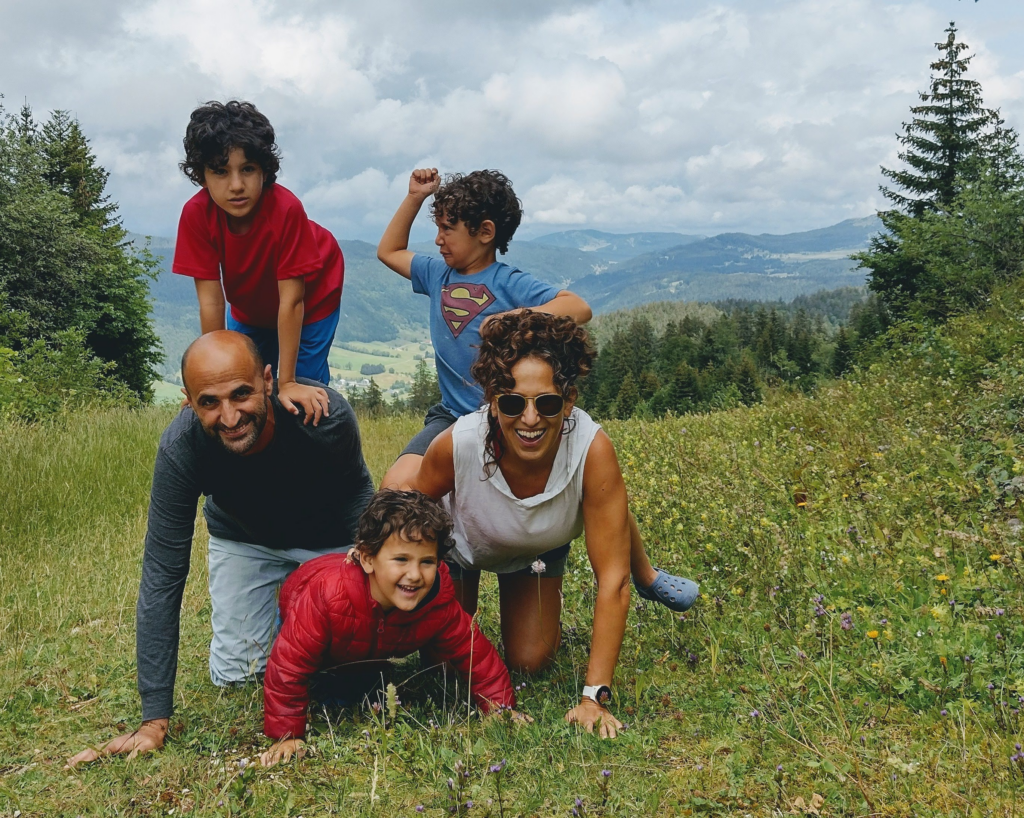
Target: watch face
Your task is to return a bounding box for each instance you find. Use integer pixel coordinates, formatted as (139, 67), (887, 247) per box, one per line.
(596, 685), (612, 705)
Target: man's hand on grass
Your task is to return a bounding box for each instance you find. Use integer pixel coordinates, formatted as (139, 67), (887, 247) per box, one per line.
(260, 738), (306, 767)
(565, 698), (623, 739)
(66, 718), (168, 768)
(278, 380), (329, 426)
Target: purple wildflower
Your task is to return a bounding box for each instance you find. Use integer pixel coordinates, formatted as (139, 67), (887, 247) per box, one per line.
(841, 612), (853, 631)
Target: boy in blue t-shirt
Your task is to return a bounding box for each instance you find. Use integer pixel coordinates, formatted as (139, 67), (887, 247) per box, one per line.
(377, 169), (694, 613)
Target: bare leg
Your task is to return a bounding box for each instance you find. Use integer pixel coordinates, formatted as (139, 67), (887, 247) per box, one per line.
(381, 453), (422, 490)
(451, 572), (481, 616)
(496, 573), (563, 673)
(629, 510), (658, 589)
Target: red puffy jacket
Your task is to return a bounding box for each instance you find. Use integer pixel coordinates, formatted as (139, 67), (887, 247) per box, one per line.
(264, 552), (515, 739)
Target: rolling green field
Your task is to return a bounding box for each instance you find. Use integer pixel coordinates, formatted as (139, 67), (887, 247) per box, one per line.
(3, 285), (1024, 815)
(327, 328), (433, 395)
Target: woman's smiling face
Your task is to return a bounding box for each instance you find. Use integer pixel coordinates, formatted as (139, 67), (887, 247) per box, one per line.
(491, 356), (574, 465)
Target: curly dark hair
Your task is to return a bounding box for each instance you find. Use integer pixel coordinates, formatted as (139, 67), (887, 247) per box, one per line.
(354, 489), (455, 559)
(471, 310), (595, 472)
(430, 170), (522, 255)
(180, 100), (282, 186)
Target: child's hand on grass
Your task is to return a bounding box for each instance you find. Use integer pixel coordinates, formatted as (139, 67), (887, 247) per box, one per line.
(565, 698), (624, 739)
(486, 705), (533, 725)
(409, 168), (440, 200)
(65, 718), (168, 768)
(278, 381), (330, 426)
(260, 738), (306, 767)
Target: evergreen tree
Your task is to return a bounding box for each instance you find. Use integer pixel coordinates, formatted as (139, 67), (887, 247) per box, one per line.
(832, 326), (854, 375)
(858, 22), (1021, 317)
(408, 358), (441, 413)
(881, 23), (1002, 216)
(613, 371), (640, 419)
(39, 110), (114, 227)
(638, 370), (660, 402)
(0, 103), (162, 399)
(670, 362), (702, 414)
(363, 378), (386, 417)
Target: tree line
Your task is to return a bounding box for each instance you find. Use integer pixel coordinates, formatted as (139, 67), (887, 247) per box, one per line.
(0, 101), (160, 418)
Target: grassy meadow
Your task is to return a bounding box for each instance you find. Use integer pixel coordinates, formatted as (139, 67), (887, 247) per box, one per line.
(3, 286), (1024, 815)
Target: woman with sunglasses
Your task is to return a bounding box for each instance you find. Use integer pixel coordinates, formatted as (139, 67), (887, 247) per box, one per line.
(410, 310), (697, 738)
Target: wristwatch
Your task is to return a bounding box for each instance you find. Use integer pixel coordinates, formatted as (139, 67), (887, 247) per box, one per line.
(582, 685), (612, 706)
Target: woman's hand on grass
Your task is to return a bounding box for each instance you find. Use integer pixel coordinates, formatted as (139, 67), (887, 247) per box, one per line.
(565, 698), (623, 739)
(277, 380), (329, 426)
(65, 718), (168, 768)
(260, 738), (306, 767)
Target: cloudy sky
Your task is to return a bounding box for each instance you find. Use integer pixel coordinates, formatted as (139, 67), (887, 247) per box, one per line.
(3, 0), (1023, 242)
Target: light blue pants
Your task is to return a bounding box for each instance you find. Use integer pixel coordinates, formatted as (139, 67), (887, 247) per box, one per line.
(207, 535), (352, 687)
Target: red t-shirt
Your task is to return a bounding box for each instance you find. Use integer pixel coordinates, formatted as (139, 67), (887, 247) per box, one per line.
(172, 184), (343, 327)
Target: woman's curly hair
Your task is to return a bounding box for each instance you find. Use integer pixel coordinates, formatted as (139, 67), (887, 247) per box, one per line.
(471, 310), (595, 473)
(354, 489), (455, 559)
(430, 170), (522, 255)
(180, 100), (282, 186)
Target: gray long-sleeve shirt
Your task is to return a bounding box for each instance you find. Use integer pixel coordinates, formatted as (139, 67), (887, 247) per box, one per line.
(136, 386), (374, 720)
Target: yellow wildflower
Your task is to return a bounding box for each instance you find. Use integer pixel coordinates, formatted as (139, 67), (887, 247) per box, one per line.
(935, 574), (949, 582)
(991, 554), (1003, 562)
(867, 630), (879, 639)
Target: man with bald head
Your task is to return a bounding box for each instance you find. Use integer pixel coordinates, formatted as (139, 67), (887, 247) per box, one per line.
(69, 331), (373, 765)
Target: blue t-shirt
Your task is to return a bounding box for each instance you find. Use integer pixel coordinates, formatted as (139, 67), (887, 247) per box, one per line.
(410, 255), (562, 416)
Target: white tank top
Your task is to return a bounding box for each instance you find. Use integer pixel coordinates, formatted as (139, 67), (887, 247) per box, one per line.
(445, 407), (601, 573)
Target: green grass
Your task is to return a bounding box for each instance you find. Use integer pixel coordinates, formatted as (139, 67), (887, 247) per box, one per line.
(4, 285), (1024, 814)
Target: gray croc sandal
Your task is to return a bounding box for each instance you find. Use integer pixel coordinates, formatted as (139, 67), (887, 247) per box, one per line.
(634, 570), (699, 612)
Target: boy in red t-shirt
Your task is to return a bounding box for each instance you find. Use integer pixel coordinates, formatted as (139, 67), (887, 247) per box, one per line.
(173, 100), (342, 424)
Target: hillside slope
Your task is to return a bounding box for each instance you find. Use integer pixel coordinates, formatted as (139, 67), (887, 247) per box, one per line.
(2, 282), (1023, 814)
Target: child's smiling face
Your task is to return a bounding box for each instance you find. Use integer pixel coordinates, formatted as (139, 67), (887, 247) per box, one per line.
(358, 532), (439, 612)
(202, 146), (265, 233)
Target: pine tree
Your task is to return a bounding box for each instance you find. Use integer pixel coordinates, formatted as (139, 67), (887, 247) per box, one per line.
(831, 327), (854, 375)
(364, 378), (386, 417)
(858, 22), (1021, 317)
(408, 358), (441, 413)
(881, 22), (1002, 216)
(0, 103), (162, 400)
(613, 371), (640, 419)
(670, 362), (702, 414)
(40, 110), (114, 227)
(732, 354), (762, 405)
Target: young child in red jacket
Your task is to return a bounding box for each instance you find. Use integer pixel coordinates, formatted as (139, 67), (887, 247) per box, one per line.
(260, 489), (521, 766)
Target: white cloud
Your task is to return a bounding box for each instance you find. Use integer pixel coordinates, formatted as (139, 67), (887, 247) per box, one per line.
(2, 0), (1023, 240)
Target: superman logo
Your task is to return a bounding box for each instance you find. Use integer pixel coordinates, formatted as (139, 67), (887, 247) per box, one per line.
(440, 282), (495, 337)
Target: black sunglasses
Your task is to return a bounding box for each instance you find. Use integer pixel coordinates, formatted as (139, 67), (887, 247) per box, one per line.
(496, 393), (565, 418)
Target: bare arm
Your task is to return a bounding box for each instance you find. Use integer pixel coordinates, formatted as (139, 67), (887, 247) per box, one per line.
(565, 430), (630, 738)
(276, 277), (329, 425)
(407, 427), (456, 498)
(377, 168), (440, 279)
(534, 291), (593, 326)
(195, 279), (226, 334)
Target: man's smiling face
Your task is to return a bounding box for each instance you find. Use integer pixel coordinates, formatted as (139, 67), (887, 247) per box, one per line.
(182, 332), (275, 456)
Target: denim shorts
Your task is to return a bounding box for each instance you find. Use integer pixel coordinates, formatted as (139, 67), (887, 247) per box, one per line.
(226, 305), (340, 386)
(444, 543), (571, 580)
(399, 403), (458, 458)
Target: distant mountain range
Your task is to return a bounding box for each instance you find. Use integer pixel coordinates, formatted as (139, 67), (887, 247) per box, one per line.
(133, 215), (880, 379)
